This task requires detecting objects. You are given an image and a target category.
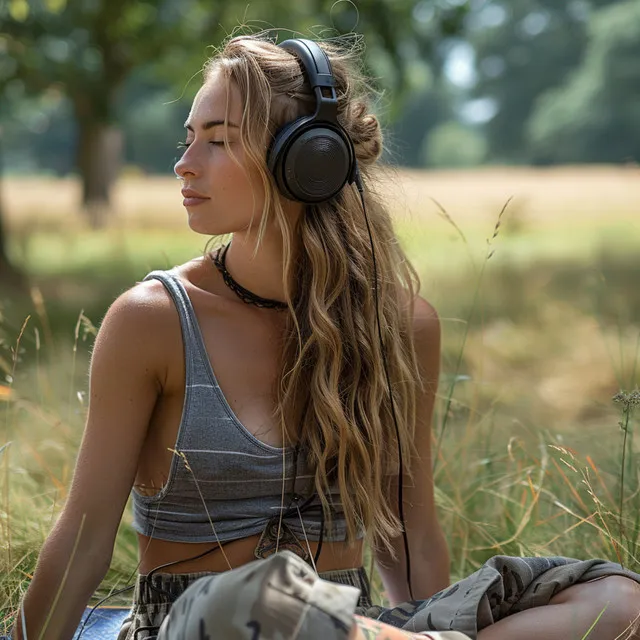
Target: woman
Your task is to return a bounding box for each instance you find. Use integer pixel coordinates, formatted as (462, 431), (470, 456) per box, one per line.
(12, 31), (640, 640)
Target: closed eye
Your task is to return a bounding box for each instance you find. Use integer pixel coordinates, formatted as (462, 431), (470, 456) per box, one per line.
(177, 141), (225, 149)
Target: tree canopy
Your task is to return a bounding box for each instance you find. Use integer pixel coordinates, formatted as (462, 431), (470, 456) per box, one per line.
(527, 1), (640, 163)
(0, 0), (470, 198)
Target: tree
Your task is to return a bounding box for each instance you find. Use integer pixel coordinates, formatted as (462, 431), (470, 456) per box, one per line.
(0, 0), (470, 223)
(0, 130), (25, 291)
(467, 0), (620, 163)
(0, 0), (232, 227)
(527, 1), (640, 163)
(422, 120), (487, 167)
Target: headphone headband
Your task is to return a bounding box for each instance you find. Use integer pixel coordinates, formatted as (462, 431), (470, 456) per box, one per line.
(278, 38), (335, 88)
(277, 38), (339, 123)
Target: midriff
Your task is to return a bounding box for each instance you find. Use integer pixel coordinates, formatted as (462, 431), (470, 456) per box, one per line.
(137, 531), (364, 575)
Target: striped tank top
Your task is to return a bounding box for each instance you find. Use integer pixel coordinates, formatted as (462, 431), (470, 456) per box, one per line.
(130, 269), (363, 544)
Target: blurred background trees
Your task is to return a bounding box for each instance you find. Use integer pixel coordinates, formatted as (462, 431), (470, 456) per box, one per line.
(3, 0), (638, 183)
(0, 0), (639, 278)
(0, 0), (469, 224)
(469, 0), (640, 165)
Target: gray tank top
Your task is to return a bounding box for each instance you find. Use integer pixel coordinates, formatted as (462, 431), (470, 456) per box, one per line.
(131, 269), (362, 544)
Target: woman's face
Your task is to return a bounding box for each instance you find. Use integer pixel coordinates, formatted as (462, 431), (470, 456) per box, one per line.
(174, 69), (266, 236)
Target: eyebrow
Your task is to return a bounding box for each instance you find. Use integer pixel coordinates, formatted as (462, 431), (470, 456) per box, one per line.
(184, 120), (240, 131)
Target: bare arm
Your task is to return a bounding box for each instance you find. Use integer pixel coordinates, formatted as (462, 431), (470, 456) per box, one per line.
(374, 296), (451, 606)
(11, 282), (168, 640)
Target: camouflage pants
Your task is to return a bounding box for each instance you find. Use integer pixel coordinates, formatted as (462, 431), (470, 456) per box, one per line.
(116, 552), (372, 640)
(117, 550), (640, 640)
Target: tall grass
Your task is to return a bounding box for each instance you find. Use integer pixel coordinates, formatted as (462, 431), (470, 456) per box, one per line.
(1, 175), (639, 634)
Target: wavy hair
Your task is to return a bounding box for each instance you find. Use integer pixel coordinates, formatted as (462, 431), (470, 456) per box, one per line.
(202, 29), (424, 556)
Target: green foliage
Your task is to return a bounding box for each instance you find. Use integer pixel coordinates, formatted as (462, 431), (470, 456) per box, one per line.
(527, 1), (640, 163)
(468, 0), (595, 163)
(0, 0), (228, 121)
(421, 120), (487, 167)
(467, 0), (640, 165)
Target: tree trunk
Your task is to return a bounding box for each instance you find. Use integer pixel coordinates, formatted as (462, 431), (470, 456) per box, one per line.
(76, 119), (123, 228)
(0, 202), (25, 292)
(0, 132), (25, 292)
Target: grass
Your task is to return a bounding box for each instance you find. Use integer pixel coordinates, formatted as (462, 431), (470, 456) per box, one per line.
(1, 169), (639, 635)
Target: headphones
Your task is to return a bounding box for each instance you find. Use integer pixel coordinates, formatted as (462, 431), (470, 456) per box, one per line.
(267, 38), (358, 203)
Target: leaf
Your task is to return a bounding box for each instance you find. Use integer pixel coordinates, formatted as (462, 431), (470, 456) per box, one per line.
(44, 0), (67, 13)
(8, 0), (29, 21)
(0, 441), (12, 459)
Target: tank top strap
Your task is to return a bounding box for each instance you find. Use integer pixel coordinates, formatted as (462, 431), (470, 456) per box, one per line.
(142, 269), (212, 386)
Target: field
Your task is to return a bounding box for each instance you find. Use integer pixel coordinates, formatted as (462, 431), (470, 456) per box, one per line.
(1, 167), (639, 632)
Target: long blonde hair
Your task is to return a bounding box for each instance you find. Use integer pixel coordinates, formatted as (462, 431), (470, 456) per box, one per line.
(203, 30), (424, 556)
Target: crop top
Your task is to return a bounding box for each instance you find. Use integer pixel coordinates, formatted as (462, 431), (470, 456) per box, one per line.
(130, 269), (364, 544)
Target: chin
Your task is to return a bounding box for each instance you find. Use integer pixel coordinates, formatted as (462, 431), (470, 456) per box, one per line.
(186, 210), (216, 235)
(187, 214), (237, 238)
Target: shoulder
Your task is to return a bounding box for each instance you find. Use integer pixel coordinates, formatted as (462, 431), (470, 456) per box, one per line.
(89, 276), (186, 391)
(411, 294), (440, 344)
(93, 277), (182, 368)
(410, 295), (441, 385)
(100, 277), (178, 334)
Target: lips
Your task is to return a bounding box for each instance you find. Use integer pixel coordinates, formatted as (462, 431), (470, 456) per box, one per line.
(181, 188), (209, 199)
(181, 187), (210, 207)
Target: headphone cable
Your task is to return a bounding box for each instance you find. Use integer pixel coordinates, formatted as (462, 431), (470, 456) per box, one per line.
(353, 166), (414, 602)
(75, 543), (228, 638)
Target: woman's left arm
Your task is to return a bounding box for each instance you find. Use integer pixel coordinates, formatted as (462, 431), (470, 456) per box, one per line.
(374, 296), (451, 606)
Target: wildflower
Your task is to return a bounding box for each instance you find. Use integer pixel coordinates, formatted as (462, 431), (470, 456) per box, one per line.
(612, 389), (640, 411)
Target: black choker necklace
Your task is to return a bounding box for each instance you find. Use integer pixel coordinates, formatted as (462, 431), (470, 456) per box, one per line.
(211, 242), (288, 311)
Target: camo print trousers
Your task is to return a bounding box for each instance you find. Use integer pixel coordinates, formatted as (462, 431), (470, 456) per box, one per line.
(116, 557), (372, 640)
(117, 551), (640, 640)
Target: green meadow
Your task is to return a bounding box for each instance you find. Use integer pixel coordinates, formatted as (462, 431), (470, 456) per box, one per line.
(1, 169), (639, 632)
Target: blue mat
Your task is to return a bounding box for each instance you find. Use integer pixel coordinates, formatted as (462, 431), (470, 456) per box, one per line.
(74, 607), (130, 639)
(2, 607), (131, 640)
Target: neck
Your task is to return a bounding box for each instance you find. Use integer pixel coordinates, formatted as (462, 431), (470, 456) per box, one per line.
(222, 231), (296, 305)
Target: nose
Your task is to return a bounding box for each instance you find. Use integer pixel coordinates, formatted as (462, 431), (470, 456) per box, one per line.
(174, 146), (198, 179)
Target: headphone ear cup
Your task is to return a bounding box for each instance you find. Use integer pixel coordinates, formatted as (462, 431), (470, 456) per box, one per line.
(269, 120), (354, 203)
(267, 116), (312, 183)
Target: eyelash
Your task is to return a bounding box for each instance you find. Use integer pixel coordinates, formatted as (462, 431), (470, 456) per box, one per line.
(177, 141), (225, 149)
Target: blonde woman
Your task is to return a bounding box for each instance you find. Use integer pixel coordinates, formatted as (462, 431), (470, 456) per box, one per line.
(12, 31), (640, 640)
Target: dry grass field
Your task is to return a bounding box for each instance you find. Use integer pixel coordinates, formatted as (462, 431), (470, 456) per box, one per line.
(1, 166), (639, 630)
(5, 165), (640, 230)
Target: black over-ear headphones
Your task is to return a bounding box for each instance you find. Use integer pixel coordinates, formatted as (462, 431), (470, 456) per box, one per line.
(269, 37), (415, 602)
(267, 38), (358, 203)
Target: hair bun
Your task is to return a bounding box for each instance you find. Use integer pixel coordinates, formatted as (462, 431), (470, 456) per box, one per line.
(348, 101), (383, 165)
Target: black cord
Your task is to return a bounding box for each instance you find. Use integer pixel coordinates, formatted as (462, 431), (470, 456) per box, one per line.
(354, 167), (414, 602)
(314, 504), (325, 566)
(74, 584), (135, 639)
(77, 445), (322, 638)
(76, 543), (228, 638)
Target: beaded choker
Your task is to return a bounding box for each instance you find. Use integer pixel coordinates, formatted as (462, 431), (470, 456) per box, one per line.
(211, 242), (288, 311)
